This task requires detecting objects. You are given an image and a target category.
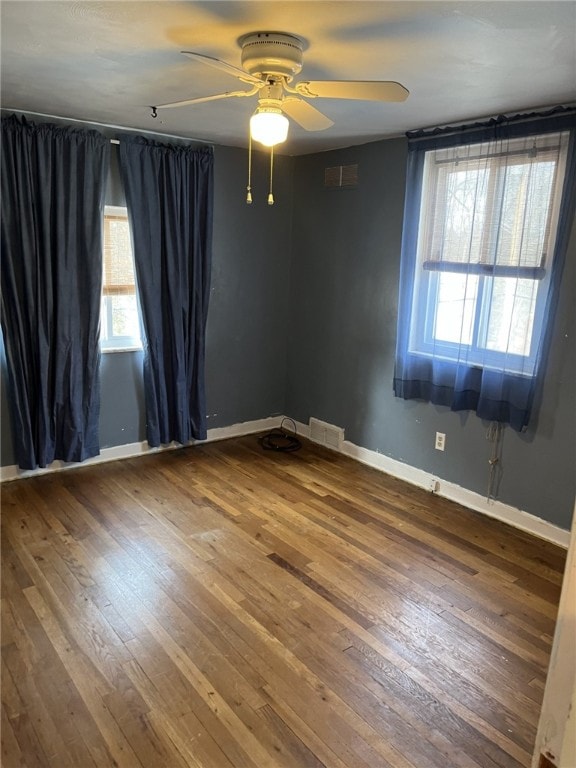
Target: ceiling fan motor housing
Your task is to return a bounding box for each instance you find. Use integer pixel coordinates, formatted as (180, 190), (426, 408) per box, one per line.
(240, 32), (304, 80)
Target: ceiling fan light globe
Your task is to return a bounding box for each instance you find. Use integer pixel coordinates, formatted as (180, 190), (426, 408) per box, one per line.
(250, 109), (289, 146)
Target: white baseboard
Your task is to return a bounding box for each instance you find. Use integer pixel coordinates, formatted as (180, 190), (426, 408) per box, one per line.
(1, 414), (569, 548)
(0, 416), (282, 484)
(292, 419), (570, 548)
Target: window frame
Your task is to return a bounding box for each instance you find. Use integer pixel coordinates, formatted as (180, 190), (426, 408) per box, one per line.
(408, 132), (569, 375)
(100, 205), (142, 353)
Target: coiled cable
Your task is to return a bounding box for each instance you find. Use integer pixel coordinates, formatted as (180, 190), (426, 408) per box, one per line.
(258, 418), (302, 452)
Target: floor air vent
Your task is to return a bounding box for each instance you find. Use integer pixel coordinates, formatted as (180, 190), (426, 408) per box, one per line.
(309, 418), (344, 450)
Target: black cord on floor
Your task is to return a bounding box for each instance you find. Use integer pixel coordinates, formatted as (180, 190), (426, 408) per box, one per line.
(258, 418), (302, 452)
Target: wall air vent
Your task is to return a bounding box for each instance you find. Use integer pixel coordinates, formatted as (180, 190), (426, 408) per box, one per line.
(324, 164), (358, 189)
(309, 418), (344, 450)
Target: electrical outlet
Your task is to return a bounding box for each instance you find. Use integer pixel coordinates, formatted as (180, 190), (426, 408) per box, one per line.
(435, 432), (446, 451)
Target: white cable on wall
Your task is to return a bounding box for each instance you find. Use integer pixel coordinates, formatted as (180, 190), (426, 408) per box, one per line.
(486, 421), (504, 501)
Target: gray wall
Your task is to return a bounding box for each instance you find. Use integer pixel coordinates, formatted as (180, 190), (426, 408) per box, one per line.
(205, 145), (293, 429)
(286, 137), (576, 530)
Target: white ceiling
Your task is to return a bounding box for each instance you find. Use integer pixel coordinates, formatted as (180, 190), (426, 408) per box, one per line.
(2, 1), (575, 155)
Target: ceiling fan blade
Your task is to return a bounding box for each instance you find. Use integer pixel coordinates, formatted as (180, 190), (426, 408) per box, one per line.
(282, 98), (334, 131)
(181, 51), (261, 84)
(155, 85), (262, 110)
(296, 80), (409, 102)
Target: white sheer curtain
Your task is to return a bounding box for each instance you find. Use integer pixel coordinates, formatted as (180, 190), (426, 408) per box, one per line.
(394, 109), (576, 430)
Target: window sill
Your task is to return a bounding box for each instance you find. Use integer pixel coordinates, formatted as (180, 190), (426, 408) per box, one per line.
(408, 347), (534, 377)
(101, 346), (143, 354)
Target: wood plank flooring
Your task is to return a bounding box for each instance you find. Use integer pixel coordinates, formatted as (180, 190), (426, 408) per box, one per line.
(1, 435), (566, 768)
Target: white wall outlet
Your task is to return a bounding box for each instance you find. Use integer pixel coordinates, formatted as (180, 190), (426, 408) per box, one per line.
(435, 432), (446, 451)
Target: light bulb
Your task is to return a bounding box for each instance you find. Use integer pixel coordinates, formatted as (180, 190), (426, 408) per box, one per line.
(250, 108), (289, 147)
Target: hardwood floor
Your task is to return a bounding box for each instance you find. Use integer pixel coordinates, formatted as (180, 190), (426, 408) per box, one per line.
(1, 436), (566, 768)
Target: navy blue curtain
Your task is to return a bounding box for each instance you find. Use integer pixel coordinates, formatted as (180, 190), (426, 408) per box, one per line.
(1, 115), (109, 469)
(393, 109), (576, 431)
(118, 136), (213, 447)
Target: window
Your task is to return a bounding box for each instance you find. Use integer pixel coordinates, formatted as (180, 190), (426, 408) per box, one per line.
(101, 206), (141, 350)
(409, 131), (569, 376)
(394, 110), (575, 431)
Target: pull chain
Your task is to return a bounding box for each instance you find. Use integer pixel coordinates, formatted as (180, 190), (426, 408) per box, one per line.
(268, 144), (275, 205)
(246, 132), (253, 204)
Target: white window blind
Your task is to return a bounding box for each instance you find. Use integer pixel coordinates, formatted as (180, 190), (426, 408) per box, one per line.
(103, 212), (136, 297)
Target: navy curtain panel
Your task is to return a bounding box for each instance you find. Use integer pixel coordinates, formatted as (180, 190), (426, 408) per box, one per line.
(1, 115), (109, 469)
(393, 109), (576, 431)
(118, 136), (213, 447)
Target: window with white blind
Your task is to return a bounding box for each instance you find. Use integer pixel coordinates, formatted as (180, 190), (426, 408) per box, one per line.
(101, 206), (141, 351)
(408, 130), (569, 374)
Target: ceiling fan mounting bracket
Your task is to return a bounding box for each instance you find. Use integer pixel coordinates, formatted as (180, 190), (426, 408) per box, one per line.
(239, 32), (304, 81)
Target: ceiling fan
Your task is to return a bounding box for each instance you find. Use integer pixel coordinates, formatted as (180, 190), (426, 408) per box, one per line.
(152, 31), (409, 145)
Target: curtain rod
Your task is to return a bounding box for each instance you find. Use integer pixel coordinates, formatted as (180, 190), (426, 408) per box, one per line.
(1, 108), (212, 147)
(407, 105), (576, 142)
